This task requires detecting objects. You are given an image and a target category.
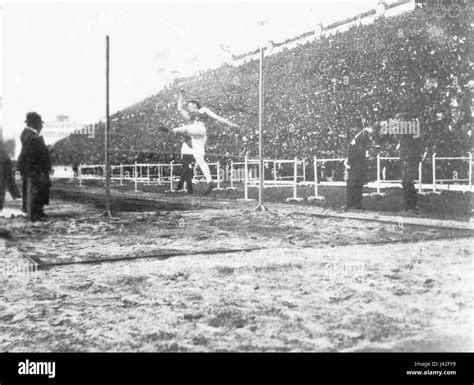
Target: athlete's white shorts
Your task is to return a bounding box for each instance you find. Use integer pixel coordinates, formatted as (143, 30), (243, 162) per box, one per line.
(172, 121), (211, 182)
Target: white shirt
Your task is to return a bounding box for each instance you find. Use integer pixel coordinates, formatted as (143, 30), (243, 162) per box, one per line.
(181, 142), (193, 155)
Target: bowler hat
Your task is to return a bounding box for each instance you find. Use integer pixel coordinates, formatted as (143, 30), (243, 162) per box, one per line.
(25, 112), (44, 126)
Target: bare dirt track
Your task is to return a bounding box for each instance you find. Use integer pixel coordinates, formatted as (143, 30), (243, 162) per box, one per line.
(74, 178), (473, 221)
(0, 187), (472, 352)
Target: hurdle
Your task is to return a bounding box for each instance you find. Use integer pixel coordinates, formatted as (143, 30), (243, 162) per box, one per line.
(134, 162), (138, 192)
(151, 163), (177, 186)
(286, 157), (304, 202)
(169, 162), (175, 192)
(308, 156), (346, 201)
(370, 153), (473, 196)
(232, 157), (304, 200)
(308, 155), (326, 201)
(190, 162), (221, 185)
(370, 154), (389, 197)
(75, 153), (472, 197)
(232, 158), (304, 188)
(78, 164), (106, 187)
(77, 161), (219, 192)
(158, 164), (163, 184)
(270, 158), (305, 187)
(214, 161), (224, 191)
(112, 164), (136, 186)
(370, 155), (427, 196)
(471, 153), (473, 193)
(430, 153), (472, 194)
(302, 158), (306, 185)
(237, 156), (255, 201)
(120, 165), (133, 185)
(161, 162), (183, 193)
(226, 160), (239, 191)
(113, 161), (224, 192)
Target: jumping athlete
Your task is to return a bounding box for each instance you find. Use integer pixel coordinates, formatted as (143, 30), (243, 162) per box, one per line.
(159, 90), (238, 195)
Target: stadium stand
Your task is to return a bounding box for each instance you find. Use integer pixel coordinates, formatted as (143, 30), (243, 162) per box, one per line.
(52, 5), (471, 174)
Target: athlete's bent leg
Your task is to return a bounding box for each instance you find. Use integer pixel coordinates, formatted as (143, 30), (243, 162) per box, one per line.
(194, 153), (212, 183)
(172, 122), (206, 136)
(171, 123), (196, 135)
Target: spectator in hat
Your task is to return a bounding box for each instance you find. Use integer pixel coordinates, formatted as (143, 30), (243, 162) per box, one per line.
(343, 123), (374, 211)
(395, 112), (423, 214)
(17, 112), (52, 222)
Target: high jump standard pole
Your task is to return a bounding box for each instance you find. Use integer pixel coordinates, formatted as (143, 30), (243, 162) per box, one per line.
(104, 35), (112, 216)
(255, 46), (268, 211)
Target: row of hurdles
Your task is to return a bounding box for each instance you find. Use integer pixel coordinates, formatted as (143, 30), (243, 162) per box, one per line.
(75, 153), (473, 201)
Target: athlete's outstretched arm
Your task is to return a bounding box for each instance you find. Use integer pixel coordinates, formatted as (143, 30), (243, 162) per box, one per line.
(201, 107), (238, 128)
(178, 91), (191, 122)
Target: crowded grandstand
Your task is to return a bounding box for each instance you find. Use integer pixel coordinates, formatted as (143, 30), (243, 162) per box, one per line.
(52, 2), (471, 177)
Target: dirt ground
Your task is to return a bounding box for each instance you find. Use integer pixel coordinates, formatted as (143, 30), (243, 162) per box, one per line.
(0, 188), (472, 352)
(76, 179), (473, 221)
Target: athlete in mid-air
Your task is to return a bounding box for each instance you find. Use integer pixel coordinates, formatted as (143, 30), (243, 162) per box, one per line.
(159, 89), (238, 195)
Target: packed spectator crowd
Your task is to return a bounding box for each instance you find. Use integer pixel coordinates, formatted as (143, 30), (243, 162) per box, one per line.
(53, 6), (471, 173)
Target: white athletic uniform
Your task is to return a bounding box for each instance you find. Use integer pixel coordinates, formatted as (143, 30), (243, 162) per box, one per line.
(181, 142), (194, 156)
(172, 108), (212, 183)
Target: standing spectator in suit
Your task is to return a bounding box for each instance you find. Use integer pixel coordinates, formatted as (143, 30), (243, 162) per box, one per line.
(396, 112), (422, 214)
(17, 112), (51, 222)
(0, 140), (21, 212)
(19, 126), (29, 213)
(343, 124), (373, 210)
(176, 137), (195, 194)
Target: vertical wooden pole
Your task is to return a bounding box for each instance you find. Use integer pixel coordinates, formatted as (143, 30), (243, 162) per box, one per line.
(314, 156), (318, 197)
(376, 153), (381, 195)
(170, 163), (174, 192)
(469, 152), (472, 193)
(244, 156), (249, 200)
(418, 161), (422, 193)
(302, 158), (306, 183)
(255, 47), (267, 211)
(104, 35), (112, 216)
(274, 161), (278, 185)
(293, 157), (298, 198)
(134, 162), (138, 192)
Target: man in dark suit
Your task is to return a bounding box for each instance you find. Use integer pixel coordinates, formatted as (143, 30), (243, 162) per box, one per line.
(396, 112), (422, 214)
(343, 124), (373, 210)
(19, 126), (29, 213)
(175, 137), (195, 194)
(17, 112), (51, 222)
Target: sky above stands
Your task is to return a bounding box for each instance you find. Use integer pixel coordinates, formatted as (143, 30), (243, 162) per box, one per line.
(1, 0), (378, 141)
